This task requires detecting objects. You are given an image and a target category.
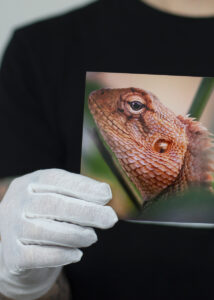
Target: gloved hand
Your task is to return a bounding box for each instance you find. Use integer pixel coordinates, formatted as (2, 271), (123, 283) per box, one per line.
(0, 169), (118, 300)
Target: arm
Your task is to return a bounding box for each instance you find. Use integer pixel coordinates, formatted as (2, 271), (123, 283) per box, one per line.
(0, 29), (72, 300)
(0, 179), (13, 202)
(0, 179), (71, 300)
(37, 272), (71, 300)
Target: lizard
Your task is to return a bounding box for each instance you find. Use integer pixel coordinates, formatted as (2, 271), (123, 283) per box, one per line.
(88, 87), (214, 205)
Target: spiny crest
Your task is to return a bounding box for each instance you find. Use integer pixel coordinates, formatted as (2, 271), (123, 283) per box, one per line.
(177, 114), (214, 183)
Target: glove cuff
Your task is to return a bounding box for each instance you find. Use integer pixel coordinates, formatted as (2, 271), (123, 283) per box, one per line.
(0, 245), (62, 300)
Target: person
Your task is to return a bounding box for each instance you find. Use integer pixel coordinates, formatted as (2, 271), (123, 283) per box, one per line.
(0, 0), (214, 299)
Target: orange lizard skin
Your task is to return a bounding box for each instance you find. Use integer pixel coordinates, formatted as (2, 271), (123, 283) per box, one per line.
(88, 87), (214, 203)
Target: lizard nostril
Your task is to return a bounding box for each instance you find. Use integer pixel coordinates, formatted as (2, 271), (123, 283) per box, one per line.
(153, 139), (171, 153)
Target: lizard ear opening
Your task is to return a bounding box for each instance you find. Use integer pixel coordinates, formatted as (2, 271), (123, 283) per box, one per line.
(153, 139), (171, 153)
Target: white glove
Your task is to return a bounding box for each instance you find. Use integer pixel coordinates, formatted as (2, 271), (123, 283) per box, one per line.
(0, 169), (118, 300)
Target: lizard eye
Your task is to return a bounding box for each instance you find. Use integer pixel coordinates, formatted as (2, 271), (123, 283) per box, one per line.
(129, 101), (145, 111)
(123, 94), (146, 116)
(153, 139), (171, 153)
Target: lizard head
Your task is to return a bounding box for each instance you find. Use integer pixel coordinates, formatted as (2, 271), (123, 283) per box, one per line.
(88, 87), (213, 203)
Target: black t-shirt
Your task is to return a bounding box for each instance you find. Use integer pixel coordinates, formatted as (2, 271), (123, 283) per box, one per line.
(0, 0), (214, 299)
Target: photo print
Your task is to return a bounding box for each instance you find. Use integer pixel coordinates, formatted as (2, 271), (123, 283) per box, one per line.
(81, 72), (214, 226)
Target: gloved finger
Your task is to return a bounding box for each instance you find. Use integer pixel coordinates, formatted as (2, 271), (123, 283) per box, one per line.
(20, 219), (97, 248)
(30, 169), (112, 205)
(16, 244), (83, 270)
(25, 193), (118, 229)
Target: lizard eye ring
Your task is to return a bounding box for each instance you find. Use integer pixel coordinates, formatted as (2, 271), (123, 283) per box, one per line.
(122, 93), (147, 116)
(153, 139), (171, 153)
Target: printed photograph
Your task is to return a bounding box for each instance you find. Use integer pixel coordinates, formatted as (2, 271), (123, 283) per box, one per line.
(81, 72), (214, 225)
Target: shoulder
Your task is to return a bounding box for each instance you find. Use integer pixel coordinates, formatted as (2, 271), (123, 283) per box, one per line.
(13, 1), (103, 44)
(3, 1), (105, 75)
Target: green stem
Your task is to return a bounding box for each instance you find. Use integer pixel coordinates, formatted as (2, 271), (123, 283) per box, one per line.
(188, 77), (214, 120)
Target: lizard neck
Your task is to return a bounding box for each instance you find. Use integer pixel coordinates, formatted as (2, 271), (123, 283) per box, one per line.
(162, 115), (213, 198)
